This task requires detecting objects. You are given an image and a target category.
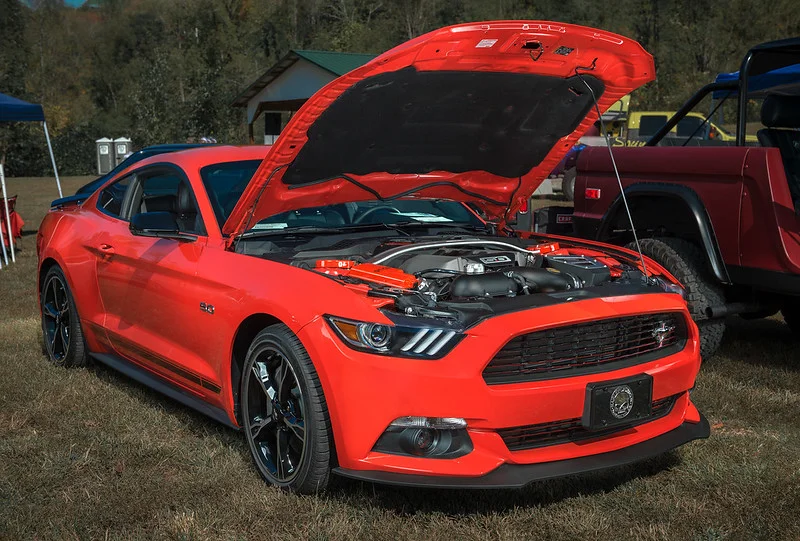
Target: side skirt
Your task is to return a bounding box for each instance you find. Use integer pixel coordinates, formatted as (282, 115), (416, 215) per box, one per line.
(89, 352), (238, 430)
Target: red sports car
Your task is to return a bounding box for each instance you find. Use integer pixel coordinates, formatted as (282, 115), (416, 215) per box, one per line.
(37, 21), (708, 494)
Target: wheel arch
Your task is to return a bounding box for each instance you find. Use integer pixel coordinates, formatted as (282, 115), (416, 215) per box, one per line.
(597, 183), (730, 284)
(38, 256), (61, 293)
(229, 312), (284, 424)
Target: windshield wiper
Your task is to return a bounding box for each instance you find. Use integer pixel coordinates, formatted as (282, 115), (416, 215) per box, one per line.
(238, 226), (346, 239)
(238, 220), (489, 241)
(239, 222), (416, 239)
(388, 221), (490, 233)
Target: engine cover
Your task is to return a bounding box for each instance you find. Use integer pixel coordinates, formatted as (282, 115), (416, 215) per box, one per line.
(545, 254), (610, 286)
(400, 251), (529, 275)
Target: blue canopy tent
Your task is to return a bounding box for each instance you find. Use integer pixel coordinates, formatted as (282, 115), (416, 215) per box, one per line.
(0, 92), (63, 267)
(712, 63), (800, 98)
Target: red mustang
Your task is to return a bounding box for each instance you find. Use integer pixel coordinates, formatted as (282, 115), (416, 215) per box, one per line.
(37, 21), (708, 493)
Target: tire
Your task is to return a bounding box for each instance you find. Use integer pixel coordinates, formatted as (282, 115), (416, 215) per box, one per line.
(629, 238), (726, 359)
(783, 303), (800, 334)
(240, 324), (333, 494)
(40, 266), (88, 367)
(562, 167), (577, 201)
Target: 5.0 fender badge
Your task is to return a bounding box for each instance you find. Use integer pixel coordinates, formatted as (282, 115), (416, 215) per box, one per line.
(200, 302), (215, 315)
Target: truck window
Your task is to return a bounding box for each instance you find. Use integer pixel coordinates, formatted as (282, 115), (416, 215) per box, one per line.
(639, 115), (668, 137)
(677, 116), (707, 137)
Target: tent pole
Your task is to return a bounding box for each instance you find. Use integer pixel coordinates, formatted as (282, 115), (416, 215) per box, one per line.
(0, 164), (15, 263)
(0, 164), (6, 266)
(42, 121), (63, 198)
(0, 213), (6, 266)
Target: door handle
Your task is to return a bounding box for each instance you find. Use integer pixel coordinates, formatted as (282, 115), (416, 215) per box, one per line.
(99, 243), (115, 254)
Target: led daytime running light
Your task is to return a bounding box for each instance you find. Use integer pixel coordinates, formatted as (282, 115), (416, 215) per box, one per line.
(389, 416), (467, 430)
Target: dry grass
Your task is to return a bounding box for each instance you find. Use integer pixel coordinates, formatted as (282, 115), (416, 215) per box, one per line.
(1, 176), (799, 540)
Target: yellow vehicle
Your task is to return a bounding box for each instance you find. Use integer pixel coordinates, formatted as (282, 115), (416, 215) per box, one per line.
(626, 111), (758, 144)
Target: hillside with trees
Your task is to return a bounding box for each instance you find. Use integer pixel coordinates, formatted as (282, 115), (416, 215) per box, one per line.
(1, 0), (799, 176)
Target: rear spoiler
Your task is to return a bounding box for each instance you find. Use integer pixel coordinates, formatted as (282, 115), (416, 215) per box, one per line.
(50, 194), (87, 209)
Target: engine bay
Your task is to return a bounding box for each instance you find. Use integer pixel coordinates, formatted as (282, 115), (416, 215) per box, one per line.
(236, 232), (664, 324)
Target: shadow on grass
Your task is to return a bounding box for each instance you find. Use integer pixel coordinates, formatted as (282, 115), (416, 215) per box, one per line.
(329, 452), (680, 515)
(68, 343), (683, 515)
(83, 353), (682, 514)
(88, 359), (245, 448)
(718, 315), (798, 372)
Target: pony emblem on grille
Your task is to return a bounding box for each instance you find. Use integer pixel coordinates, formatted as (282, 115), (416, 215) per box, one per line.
(652, 321), (675, 347)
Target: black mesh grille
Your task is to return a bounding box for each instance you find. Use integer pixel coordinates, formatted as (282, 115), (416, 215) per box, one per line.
(497, 393), (682, 452)
(483, 312), (687, 384)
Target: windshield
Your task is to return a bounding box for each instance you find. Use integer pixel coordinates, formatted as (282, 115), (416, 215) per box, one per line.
(248, 199), (485, 232)
(201, 159), (263, 226)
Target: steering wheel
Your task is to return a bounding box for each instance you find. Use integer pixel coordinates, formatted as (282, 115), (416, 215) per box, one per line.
(354, 206), (402, 224)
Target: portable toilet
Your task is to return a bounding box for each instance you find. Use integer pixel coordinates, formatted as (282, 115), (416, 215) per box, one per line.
(113, 137), (133, 166)
(96, 137), (114, 174)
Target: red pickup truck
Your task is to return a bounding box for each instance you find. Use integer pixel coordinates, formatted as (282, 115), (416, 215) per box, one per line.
(570, 38), (800, 358)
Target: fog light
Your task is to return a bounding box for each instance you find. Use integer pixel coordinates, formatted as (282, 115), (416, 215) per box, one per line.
(407, 428), (437, 455)
(373, 416), (472, 459)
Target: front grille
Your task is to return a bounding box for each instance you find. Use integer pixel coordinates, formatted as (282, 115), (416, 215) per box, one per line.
(498, 393), (682, 452)
(483, 312), (687, 384)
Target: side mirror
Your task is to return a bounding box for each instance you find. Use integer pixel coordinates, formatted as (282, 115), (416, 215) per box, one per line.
(130, 212), (195, 241)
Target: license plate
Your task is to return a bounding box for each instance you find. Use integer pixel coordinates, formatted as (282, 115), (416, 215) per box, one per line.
(582, 374), (653, 431)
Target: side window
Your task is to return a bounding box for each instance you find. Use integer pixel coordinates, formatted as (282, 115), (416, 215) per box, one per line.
(129, 169), (205, 236)
(638, 115), (668, 138)
(97, 175), (133, 219)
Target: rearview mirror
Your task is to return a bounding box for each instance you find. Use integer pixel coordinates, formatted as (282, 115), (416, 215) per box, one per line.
(130, 212), (195, 241)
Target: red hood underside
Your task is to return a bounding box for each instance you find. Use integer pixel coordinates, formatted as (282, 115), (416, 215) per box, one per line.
(224, 21), (655, 237)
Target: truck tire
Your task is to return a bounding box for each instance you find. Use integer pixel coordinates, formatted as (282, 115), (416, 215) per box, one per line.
(783, 303), (800, 335)
(629, 238), (726, 359)
(562, 167), (577, 201)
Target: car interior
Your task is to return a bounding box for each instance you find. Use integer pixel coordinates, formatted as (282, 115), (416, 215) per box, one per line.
(98, 169), (205, 235)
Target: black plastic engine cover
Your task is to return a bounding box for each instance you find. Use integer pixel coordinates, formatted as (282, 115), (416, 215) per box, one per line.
(510, 267), (577, 292)
(545, 254), (611, 286)
(451, 272), (518, 298)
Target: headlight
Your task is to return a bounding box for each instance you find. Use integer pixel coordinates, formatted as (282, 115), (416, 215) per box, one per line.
(325, 316), (464, 358)
(653, 276), (686, 299)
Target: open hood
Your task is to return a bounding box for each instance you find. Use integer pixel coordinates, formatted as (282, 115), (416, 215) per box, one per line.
(224, 21), (654, 237)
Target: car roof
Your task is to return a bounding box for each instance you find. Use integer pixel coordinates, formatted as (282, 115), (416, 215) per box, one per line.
(133, 145), (270, 172)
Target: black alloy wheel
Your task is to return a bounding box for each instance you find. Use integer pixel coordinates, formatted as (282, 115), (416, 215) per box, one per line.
(40, 266), (87, 367)
(241, 324), (332, 493)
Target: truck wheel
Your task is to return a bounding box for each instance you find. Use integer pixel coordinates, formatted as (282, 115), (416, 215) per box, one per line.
(783, 304), (800, 334)
(629, 238), (726, 359)
(562, 168), (577, 201)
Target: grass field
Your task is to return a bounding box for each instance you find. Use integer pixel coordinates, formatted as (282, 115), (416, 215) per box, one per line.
(1, 176), (799, 540)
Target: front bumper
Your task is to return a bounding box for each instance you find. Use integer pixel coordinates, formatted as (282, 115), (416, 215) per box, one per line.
(334, 415), (709, 488)
(299, 293), (703, 480)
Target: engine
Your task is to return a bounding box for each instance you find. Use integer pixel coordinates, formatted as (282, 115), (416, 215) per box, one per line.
(241, 234), (652, 323)
(358, 239), (615, 301)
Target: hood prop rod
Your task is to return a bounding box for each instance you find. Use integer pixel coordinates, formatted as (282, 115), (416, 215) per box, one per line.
(575, 62), (649, 281)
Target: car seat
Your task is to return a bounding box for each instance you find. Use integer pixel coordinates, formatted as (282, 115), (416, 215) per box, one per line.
(175, 182), (203, 234)
(757, 95), (800, 213)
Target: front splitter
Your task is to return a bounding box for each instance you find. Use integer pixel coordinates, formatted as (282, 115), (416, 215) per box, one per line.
(333, 415), (710, 489)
